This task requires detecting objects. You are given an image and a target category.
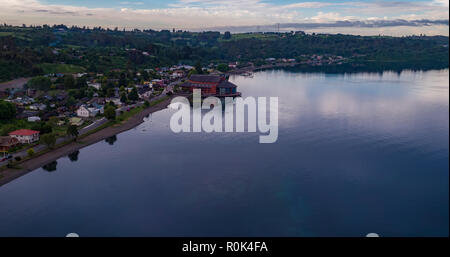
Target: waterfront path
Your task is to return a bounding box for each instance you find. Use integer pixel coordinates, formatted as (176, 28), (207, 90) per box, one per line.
(0, 117), (108, 167)
(0, 95), (174, 186)
(0, 85), (175, 168)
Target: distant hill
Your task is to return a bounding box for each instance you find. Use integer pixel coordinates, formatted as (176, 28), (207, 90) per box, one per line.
(0, 24), (448, 82)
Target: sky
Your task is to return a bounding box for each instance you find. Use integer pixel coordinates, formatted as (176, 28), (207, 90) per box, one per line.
(0, 0), (448, 35)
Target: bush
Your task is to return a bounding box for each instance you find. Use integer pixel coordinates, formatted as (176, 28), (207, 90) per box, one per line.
(0, 100), (17, 121)
(41, 133), (57, 149)
(27, 148), (35, 157)
(15, 156), (22, 161)
(104, 105), (116, 120)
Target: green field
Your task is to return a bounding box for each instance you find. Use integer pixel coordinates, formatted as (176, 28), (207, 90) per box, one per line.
(36, 63), (86, 74)
(0, 32), (14, 36)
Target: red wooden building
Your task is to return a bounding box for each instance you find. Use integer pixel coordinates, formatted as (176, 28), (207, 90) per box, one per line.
(180, 75), (241, 97)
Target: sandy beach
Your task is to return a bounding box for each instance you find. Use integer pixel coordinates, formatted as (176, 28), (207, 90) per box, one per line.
(0, 96), (173, 187)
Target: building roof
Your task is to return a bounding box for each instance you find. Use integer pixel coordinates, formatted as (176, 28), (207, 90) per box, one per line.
(181, 75), (236, 89)
(9, 129), (40, 136)
(218, 80), (237, 88)
(188, 75), (223, 83)
(0, 136), (19, 146)
(180, 82), (215, 88)
(70, 117), (82, 122)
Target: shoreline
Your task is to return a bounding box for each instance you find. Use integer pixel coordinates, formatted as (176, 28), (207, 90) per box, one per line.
(0, 96), (174, 187)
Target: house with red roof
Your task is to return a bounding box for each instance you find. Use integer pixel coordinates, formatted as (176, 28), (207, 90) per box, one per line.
(180, 74), (241, 97)
(8, 129), (40, 144)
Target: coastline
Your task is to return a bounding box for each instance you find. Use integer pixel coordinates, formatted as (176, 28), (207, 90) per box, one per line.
(0, 96), (174, 187)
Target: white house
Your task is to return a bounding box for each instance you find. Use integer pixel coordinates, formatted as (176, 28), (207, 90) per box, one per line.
(27, 116), (41, 122)
(29, 103), (47, 111)
(77, 105), (90, 118)
(88, 106), (104, 116)
(9, 129), (40, 144)
(139, 90), (153, 99)
(77, 105), (104, 118)
(87, 82), (101, 90)
(105, 98), (121, 106)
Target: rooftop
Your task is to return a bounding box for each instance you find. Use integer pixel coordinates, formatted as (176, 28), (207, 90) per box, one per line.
(188, 74), (224, 84)
(9, 129), (40, 136)
(218, 80), (237, 88)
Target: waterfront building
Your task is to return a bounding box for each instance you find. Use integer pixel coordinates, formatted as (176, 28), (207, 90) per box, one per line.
(180, 74), (241, 97)
(8, 129), (40, 144)
(76, 105), (104, 118)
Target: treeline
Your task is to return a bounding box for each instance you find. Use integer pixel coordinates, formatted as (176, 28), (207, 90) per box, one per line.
(0, 24), (448, 81)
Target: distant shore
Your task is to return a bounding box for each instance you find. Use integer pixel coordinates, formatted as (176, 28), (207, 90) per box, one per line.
(0, 96), (174, 187)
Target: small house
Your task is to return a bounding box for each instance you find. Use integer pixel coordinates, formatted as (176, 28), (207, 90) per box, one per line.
(9, 129), (40, 144)
(76, 105), (104, 118)
(0, 136), (19, 153)
(27, 116), (41, 122)
(87, 82), (101, 90)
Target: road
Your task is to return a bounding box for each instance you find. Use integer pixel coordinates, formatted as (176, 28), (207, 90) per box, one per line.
(0, 117), (107, 167)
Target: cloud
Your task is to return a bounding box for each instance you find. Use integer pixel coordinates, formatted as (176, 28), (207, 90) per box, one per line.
(120, 1), (144, 5)
(203, 19), (449, 33)
(0, 0), (448, 35)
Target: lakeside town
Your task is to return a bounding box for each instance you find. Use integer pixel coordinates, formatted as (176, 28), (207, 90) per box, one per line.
(0, 51), (354, 184)
(0, 64), (192, 166)
(0, 25), (447, 184)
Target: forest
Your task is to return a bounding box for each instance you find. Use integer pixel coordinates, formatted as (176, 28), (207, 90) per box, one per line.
(0, 24), (448, 82)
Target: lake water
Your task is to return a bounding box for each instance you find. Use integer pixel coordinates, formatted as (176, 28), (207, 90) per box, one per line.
(0, 69), (448, 237)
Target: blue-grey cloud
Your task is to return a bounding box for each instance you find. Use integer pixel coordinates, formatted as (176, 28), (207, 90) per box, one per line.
(202, 19), (449, 33)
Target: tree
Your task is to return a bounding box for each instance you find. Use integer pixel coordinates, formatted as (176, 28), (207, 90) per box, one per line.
(144, 100), (150, 107)
(217, 63), (229, 72)
(0, 100), (16, 121)
(0, 123), (17, 136)
(120, 92), (128, 103)
(106, 88), (115, 98)
(188, 69), (198, 76)
(195, 62), (203, 74)
(76, 76), (87, 88)
(128, 87), (139, 101)
(64, 75), (75, 89)
(47, 117), (59, 128)
(223, 31), (232, 40)
(104, 105), (116, 120)
(119, 72), (127, 87)
(32, 122), (52, 135)
(66, 96), (76, 107)
(27, 148), (35, 157)
(27, 76), (52, 91)
(41, 133), (57, 149)
(66, 125), (79, 141)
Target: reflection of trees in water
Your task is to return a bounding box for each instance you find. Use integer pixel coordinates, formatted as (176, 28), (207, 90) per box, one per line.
(42, 161), (58, 172)
(68, 150), (80, 162)
(105, 135), (117, 145)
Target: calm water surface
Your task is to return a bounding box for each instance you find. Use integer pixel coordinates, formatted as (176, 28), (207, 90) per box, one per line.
(0, 69), (448, 236)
